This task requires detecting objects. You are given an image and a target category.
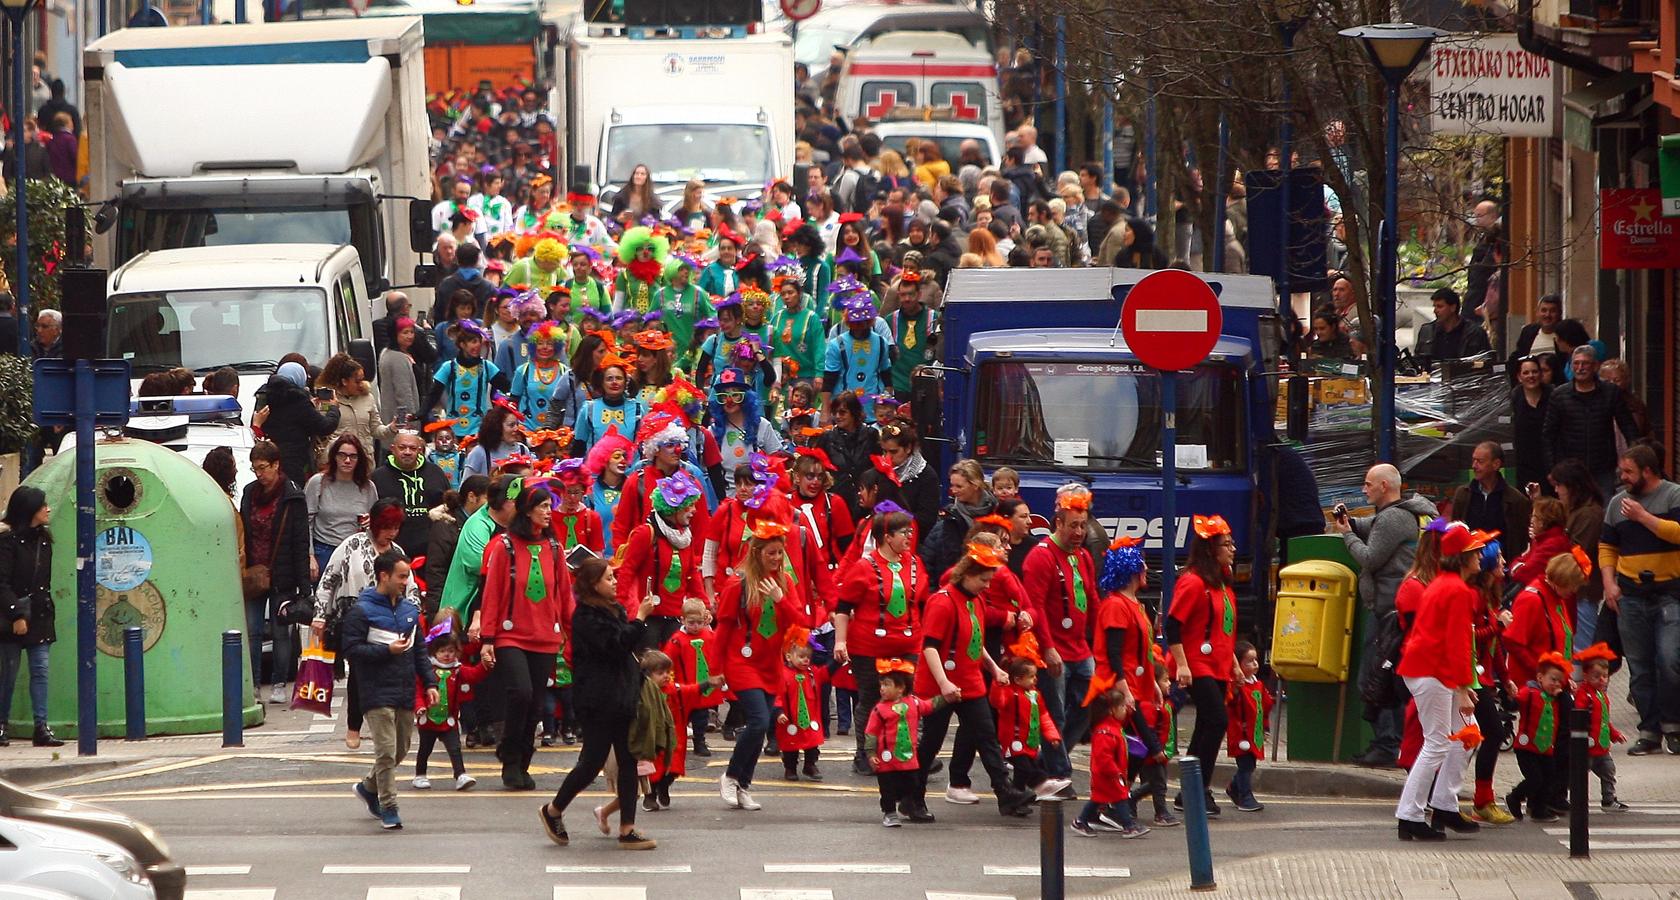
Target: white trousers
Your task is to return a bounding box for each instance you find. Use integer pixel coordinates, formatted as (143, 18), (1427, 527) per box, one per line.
(1396, 675), (1473, 823)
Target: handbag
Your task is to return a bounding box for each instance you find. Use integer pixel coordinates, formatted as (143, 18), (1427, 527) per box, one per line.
(290, 637), (337, 716)
(241, 505), (290, 602)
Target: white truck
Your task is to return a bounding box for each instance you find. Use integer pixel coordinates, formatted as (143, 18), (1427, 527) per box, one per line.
(562, 22), (795, 207)
(83, 18), (435, 299)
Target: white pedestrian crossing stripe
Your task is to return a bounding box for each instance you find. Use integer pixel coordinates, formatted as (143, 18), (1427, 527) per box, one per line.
(185, 865), (252, 876)
(764, 863), (911, 874)
(1543, 826), (1680, 835)
(184, 892), (275, 900)
(927, 893), (1017, 900)
(982, 865), (1130, 877)
(546, 865), (692, 874)
(1563, 840), (1680, 849)
(555, 890), (645, 900)
(366, 889), (460, 900)
(740, 891), (834, 900)
(323, 865), (471, 874)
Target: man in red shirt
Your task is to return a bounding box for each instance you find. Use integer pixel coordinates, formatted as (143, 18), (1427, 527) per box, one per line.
(1020, 483), (1098, 781)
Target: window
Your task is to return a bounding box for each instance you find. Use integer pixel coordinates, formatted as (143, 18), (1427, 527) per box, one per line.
(973, 360), (1247, 473)
(603, 124), (774, 186)
(336, 271), (363, 344)
(107, 288), (330, 374)
(929, 82), (987, 123)
(858, 81), (915, 119)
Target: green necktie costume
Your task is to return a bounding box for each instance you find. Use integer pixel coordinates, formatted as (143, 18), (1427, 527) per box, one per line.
(1067, 555), (1088, 613)
(1534, 694), (1556, 753)
(1595, 691), (1612, 750)
(525, 545), (546, 602)
(756, 599), (777, 640)
(892, 702), (914, 761)
(1248, 685), (1265, 749)
(425, 669), (452, 725)
(886, 562), (907, 617)
(662, 546), (684, 593)
(966, 600), (982, 660)
(691, 639), (710, 683)
(1026, 690), (1042, 750)
(795, 674), (813, 729)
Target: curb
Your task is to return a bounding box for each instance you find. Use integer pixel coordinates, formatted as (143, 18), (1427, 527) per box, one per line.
(1180, 759), (1403, 800)
(1, 756), (138, 787)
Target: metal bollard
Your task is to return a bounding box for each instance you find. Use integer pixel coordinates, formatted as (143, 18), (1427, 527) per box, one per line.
(122, 627), (145, 742)
(1569, 707), (1589, 858)
(1039, 796), (1065, 900)
(1178, 756), (1217, 891)
(221, 630), (244, 748)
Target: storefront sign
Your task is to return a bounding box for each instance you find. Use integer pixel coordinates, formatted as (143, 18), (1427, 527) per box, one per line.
(1430, 33), (1556, 137)
(1600, 188), (1680, 269)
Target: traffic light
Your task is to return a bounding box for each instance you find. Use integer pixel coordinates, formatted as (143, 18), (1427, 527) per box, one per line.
(60, 268), (109, 362)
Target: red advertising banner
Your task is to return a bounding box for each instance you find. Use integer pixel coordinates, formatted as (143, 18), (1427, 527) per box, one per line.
(1601, 188), (1680, 269)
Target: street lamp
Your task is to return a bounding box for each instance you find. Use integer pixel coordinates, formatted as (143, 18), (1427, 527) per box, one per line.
(1338, 22), (1444, 465)
(1269, 0), (1313, 441)
(2, 0), (38, 357)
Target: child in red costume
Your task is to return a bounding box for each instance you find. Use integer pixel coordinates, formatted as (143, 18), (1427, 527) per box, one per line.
(865, 661), (944, 827)
(990, 658), (1071, 800)
(1071, 686), (1149, 838)
(778, 634), (826, 781)
(642, 649), (726, 812)
(1224, 641), (1273, 813)
(665, 597), (722, 757)
(550, 459), (607, 554)
(413, 622), (492, 791)
(1507, 652), (1569, 822)
(702, 464), (760, 596)
(1573, 643), (1628, 811)
(1130, 669), (1181, 827)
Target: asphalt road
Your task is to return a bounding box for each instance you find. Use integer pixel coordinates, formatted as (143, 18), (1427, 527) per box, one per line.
(46, 736), (1660, 900)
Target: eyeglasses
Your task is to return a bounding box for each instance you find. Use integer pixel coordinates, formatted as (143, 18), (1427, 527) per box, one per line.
(335, 451), (362, 461)
(719, 391), (746, 403)
(250, 461), (275, 473)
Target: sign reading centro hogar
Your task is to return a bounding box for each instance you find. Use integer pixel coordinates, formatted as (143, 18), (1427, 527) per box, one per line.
(1429, 33), (1555, 138)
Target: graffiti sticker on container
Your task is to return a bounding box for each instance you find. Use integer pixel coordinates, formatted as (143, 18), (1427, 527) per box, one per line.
(96, 526), (154, 592)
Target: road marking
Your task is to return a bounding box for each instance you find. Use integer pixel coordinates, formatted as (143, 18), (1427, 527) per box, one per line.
(546, 865), (692, 874)
(928, 893), (1017, 900)
(1558, 839), (1680, 850)
(740, 891), (833, 900)
(323, 865), (471, 874)
(183, 892), (276, 900)
(555, 889), (645, 900)
(367, 889), (460, 900)
(1542, 826), (1680, 835)
(982, 865), (1130, 878)
(764, 863), (911, 874)
(185, 865), (252, 876)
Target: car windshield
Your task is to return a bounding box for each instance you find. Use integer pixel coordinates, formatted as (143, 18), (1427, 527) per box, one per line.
(605, 124), (773, 186)
(108, 288), (330, 374)
(974, 360), (1246, 472)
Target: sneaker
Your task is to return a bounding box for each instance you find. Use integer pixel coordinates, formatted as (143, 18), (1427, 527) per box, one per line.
(1667, 734), (1680, 755)
(1152, 813), (1182, 828)
(540, 733), (555, 747)
(1627, 737), (1662, 756)
(354, 782), (381, 818)
(945, 786), (981, 805)
(1470, 803), (1515, 825)
(1233, 796), (1264, 813)
(379, 806), (403, 830)
(593, 805), (611, 835)
(562, 731), (578, 746)
(1118, 824), (1151, 839)
(1530, 809), (1560, 823)
(803, 762), (822, 781)
(268, 683), (289, 704)
(1069, 819), (1098, 837)
(641, 794), (659, 813)
(455, 774), (477, 791)
(851, 757), (874, 777)
(345, 731), (362, 751)
(656, 781), (671, 809)
(692, 743), (712, 758)
(1603, 798), (1630, 812)
(617, 829), (657, 851)
(901, 801), (936, 823)
(720, 773), (742, 809)
(736, 787), (762, 811)
(1034, 778), (1074, 800)
(882, 812), (903, 828)
(538, 803), (568, 846)
(1093, 813), (1127, 833)
(783, 768), (799, 782)
(411, 776), (432, 790)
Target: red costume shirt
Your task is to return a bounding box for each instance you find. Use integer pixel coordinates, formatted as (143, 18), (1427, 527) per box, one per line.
(1504, 581), (1574, 688)
(652, 680), (712, 780)
(414, 657), (492, 732)
(480, 535), (569, 655)
(616, 521), (706, 618)
(836, 549), (927, 659)
(665, 626), (723, 709)
(1507, 526), (1571, 587)
(778, 663), (826, 751)
(552, 507), (606, 555)
(1513, 682), (1561, 756)
(707, 497), (755, 580)
(914, 583), (989, 700)
(866, 695), (934, 773)
(1573, 682), (1624, 757)
(1396, 571), (1476, 688)
(794, 489), (855, 571)
(613, 465), (711, 550)
(1168, 570), (1237, 681)
(1022, 536), (1098, 662)
(1224, 676), (1274, 758)
(990, 681), (1060, 759)
(714, 576), (805, 694)
(1088, 718), (1132, 804)
(1093, 590), (1157, 703)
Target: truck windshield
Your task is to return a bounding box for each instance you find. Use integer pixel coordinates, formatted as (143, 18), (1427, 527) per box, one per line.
(974, 360), (1246, 473)
(107, 288), (330, 375)
(117, 203), (380, 289)
(605, 124), (773, 186)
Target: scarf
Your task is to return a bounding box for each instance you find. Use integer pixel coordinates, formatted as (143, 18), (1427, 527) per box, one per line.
(950, 492), (996, 532)
(653, 511), (692, 550)
(895, 450), (928, 484)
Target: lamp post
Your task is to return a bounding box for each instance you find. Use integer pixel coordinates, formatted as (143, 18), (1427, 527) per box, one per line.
(1338, 22), (1442, 465)
(2, 0), (35, 358)
(1270, 0), (1311, 440)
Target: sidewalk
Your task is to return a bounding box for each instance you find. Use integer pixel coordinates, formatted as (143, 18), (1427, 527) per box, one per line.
(1102, 849), (1680, 899)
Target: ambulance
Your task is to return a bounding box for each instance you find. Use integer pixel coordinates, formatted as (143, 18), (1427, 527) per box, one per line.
(837, 31), (1004, 150)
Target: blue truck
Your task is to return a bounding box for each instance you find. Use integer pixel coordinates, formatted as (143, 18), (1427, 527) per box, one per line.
(924, 267), (1286, 621)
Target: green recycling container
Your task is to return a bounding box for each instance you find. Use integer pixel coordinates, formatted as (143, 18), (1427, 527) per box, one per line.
(8, 437), (264, 737)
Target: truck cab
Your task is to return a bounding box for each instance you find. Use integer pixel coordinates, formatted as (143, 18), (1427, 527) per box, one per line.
(927, 268), (1283, 620)
(104, 243), (378, 421)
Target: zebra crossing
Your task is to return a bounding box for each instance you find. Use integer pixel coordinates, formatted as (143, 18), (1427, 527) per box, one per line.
(1543, 804), (1680, 850)
(179, 860), (1132, 899)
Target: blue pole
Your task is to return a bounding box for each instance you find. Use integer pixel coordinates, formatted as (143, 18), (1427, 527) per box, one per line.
(1158, 370), (1177, 616)
(234, 0), (246, 23)
(98, 0), (107, 37)
(1038, 797), (1064, 898)
(123, 626), (145, 741)
(1053, 17), (1066, 176)
(222, 630), (244, 747)
(1178, 757), (1217, 889)
(1101, 97), (1114, 194)
(1378, 82), (1400, 464)
(1145, 90), (1158, 219)
(200, 0), (211, 24)
(1211, 88), (1229, 274)
(74, 361), (97, 756)
(1278, 27), (1294, 322)
(11, 11), (28, 358)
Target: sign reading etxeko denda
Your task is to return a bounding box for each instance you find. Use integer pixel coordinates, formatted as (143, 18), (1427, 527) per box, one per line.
(1429, 33), (1556, 138)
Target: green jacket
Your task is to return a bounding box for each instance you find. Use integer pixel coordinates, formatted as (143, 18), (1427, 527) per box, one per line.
(439, 505), (498, 617)
(628, 675), (676, 763)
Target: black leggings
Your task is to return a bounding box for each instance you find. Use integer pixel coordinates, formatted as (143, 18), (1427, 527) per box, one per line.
(1474, 687), (1505, 783)
(916, 696), (1019, 808)
(1186, 676), (1228, 791)
(550, 715), (637, 827)
(417, 728), (464, 778)
(495, 647), (552, 771)
(850, 654), (884, 762)
(346, 663), (363, 733)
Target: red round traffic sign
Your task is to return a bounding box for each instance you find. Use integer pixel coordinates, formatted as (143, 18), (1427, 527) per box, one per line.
(1120, 269), (1223, 372)
(780, 0), (821, 21)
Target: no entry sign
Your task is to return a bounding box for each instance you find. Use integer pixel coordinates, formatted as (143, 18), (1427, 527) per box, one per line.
(1120, 269), (1223, 372)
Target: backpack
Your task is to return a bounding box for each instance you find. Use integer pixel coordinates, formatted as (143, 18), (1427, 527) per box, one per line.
(1358, 609), (1410, 708)
(838, 166), (881, 214)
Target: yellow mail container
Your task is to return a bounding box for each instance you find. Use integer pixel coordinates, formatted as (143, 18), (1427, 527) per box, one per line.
(1271, 559), (1358, 683)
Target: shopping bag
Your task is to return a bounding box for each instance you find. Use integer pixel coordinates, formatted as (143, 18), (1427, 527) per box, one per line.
(291, 639), (337, 716)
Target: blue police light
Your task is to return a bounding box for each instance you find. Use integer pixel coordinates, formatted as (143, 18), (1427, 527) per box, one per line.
(130, 394), (243, 421)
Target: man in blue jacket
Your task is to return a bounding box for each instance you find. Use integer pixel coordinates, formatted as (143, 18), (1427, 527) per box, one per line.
(345, 550), (437, 830)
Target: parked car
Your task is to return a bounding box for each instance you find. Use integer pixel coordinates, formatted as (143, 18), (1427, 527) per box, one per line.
(0, 779), (183, 900)
(0, 815), (155, 899)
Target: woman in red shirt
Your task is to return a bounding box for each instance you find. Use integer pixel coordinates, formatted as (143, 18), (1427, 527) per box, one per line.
(1393, 522), (1486, 841)
(1167, 515), (1241, 815)
(907, 534), (1034, 821)
(713, 515), (804, 812)
(614, 470), (706, 650)
(833, 509), (928, 775)
(479, 479), (571, 790)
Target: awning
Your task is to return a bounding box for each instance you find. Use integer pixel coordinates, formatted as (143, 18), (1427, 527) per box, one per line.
(1562, 72), (1647, 151)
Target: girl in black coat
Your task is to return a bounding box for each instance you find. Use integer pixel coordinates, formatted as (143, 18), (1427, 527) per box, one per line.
(0, 486), (63, 747)
(879, 422), (941, 538)
(540, 557), (657, 851)
(259, 362), (341, 488)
